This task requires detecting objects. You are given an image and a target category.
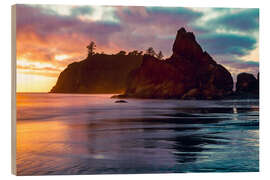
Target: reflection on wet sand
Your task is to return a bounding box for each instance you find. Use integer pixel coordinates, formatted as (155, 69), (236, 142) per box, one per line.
(16, 93), (259, 175)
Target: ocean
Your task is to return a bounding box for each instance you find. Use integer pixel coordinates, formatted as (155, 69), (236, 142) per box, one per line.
(16, 93), (259, 175)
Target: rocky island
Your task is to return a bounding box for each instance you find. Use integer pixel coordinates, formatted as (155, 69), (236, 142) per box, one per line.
(50, 52), (143, 93)
(50, 27), (259, 100)
(119, 28), (233, 99)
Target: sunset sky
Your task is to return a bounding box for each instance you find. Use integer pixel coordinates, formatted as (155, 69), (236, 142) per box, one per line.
(16, 4), (259, 92)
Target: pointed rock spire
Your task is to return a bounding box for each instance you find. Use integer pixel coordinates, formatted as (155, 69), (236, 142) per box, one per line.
(172, 27), (203, 61)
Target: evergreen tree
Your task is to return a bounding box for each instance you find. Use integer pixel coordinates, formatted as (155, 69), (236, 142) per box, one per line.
(87, 41), (96, 57)
(117, 50), (126, 55)
(146, 47), (156, 56)
(157, 51), (164, 60)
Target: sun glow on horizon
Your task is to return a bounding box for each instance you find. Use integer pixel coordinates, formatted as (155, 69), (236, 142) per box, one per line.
(17, 73), (57, 93)
(240, 46), (259, 62)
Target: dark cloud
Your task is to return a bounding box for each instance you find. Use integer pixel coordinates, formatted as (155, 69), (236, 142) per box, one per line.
(197, 33), (257, 56)
(209, 8), (259, 32)
(110, 6), (203, 56)
(221, 58), (259, 69)
(111, 31), (174, 56)
(16, 5), (122, 46)
(115, 6), (202, 27)
(221, 58), (259, 79)
(189, 25), (211, 34)
(146, 6), (202, 19)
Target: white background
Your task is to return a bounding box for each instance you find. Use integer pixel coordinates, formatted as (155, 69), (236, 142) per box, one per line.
(1, 0), (269, 179)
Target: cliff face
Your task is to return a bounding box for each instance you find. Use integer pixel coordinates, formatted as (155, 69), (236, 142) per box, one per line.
(122, 28), (234, 99)
(50, 54), (143, 93)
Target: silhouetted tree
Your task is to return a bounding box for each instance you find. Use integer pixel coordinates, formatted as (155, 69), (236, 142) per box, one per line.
(146, 47), (156, 56)
(87, 41), (96, 57)
(117, 50), (126, 55)
(128, 50), (142, 56)
(157, 51), (164, 60)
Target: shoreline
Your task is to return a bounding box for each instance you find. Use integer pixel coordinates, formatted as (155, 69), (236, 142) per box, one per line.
(16, 92), (259, 101)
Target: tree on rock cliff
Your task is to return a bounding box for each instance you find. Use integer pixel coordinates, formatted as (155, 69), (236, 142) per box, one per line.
(157, 51), (164, 60)
(117, 50), (126, 55)
(146, 47), (156, 57)
(128, 50), (143, 56)
(87, 41), (96, 57)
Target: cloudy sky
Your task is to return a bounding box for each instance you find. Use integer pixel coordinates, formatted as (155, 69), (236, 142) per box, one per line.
(16, 4), (259, 92)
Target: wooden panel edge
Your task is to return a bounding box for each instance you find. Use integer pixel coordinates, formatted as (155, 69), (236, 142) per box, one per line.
(11, 4), (17, 176)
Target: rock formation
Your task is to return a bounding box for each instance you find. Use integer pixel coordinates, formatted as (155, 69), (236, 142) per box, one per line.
(233, 72), (259, 98)
(50, 54), (143, 93)
(119, 27), (234, 99)
(51, 27), (258, 100)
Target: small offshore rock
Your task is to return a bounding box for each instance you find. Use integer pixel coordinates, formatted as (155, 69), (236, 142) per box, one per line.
(115, 100), (128, 103)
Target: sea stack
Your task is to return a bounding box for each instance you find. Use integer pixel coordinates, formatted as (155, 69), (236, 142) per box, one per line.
(50, 53), (143, 93)
(121, 27), (234, 99)
(233, 72), (259, 98)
